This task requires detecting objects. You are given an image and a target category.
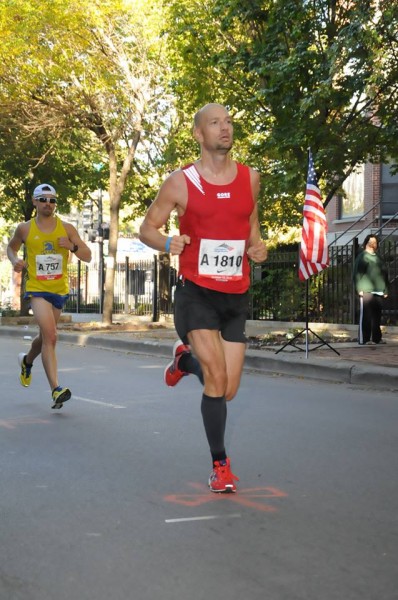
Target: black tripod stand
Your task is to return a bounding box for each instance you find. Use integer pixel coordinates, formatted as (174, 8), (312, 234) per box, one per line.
(275, 280), (340, 357)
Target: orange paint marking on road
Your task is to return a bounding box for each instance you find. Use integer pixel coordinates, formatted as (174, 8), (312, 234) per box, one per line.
(164, 482), (288, 513)
(0, 417), (51, 430)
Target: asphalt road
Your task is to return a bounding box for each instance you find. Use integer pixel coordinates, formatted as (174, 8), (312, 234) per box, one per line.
(1, 337), (397, 600)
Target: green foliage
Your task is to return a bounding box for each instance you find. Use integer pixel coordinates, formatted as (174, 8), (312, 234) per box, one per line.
(0, 299), (19, 316)
(0, 127), (104, 223)
(0, 0), (172, 322)
(0, 0), (398, 242)
(0, 0), (170, 222)
(164, 0), (398, 229)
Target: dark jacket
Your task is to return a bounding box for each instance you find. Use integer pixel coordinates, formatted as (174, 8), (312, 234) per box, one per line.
(353, 250), (388, 294)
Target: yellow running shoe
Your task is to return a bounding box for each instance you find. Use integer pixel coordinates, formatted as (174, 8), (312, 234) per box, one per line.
(51, 386), (71, 409)
(18, 353), (32, 387)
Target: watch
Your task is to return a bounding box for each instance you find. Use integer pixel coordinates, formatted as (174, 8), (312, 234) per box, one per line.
(71, 244), (78, 253)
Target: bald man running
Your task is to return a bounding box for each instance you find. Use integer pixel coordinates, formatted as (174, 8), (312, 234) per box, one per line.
(140, 103), (268, 492)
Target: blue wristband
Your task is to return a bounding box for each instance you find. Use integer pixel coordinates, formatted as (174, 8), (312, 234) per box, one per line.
(165, 236), (172, 252)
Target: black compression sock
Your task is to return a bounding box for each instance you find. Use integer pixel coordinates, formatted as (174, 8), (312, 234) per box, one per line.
(179, 353), (204, 385)
(200, 393), (227, 461)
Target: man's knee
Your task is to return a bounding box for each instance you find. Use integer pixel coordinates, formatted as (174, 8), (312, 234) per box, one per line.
(201, 364), (228, 397)
(225, 385), (239, 402)
(41, 328), (58, 346)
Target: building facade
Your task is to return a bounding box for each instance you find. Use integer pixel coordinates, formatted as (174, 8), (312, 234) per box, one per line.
(326, 162), (398, 245)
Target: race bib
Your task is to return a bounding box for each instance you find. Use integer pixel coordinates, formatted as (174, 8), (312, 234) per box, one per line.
(35, 254), (63, 280)
(198, 239), (245, 280)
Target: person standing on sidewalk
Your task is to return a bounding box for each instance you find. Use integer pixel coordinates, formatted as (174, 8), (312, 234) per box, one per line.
(353, 234), (388, 345)
(139, 103), (268, 493)
(7, 183), (92, 408)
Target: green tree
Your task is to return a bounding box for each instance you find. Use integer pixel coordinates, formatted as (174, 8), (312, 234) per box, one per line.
(165, 0), (398, 229)
(0, 0), (171, 324)
(0, 124), (102, 223)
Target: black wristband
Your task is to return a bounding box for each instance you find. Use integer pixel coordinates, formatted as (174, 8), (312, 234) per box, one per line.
(71, 244), (78, 253)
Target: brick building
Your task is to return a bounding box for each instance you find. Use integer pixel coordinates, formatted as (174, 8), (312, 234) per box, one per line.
(326, 162), (398, 245)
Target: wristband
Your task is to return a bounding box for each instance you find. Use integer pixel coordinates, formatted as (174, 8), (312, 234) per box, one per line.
(71, 244), (79, 253)
(165, 236), (172, 252)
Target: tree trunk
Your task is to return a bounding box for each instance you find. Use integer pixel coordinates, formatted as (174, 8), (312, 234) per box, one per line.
(102, 193), (120, 326)
(100, 133), (141, 325)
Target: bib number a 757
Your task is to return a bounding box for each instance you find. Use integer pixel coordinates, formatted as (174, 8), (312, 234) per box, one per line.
(35, 254), (63, 280)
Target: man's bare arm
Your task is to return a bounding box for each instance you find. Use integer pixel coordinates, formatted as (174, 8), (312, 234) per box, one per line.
(7, 223), (28, 272)
(59, 223), (92, 263)
(247, 169), (268, 263)
(139, 171), (191, 255)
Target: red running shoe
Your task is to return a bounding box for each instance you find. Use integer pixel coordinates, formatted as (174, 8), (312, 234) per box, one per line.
(164, 340), (191, 387)
(208, 457), (239, 493)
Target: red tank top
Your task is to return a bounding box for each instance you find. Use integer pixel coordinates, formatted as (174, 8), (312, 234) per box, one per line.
(178, 162), (254, 293)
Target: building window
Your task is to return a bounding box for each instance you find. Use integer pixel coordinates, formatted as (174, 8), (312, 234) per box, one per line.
(381, 163), (398, 217)
(340, 164), (364, 218)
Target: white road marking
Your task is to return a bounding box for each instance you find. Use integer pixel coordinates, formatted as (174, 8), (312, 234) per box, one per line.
(165, 513), (242, 524)
(73, 395), (126, 409)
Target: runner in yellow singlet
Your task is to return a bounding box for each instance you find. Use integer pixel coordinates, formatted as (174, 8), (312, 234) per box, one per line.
(7, 183), (92, 409)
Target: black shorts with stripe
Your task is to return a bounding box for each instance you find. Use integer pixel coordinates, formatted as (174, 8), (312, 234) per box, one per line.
(174, 278), (249, 345)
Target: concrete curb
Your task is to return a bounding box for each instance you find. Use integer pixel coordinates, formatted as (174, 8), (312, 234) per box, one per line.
(243, 350), (353, 385)
(2, 326), (398, 392)
(243, 350), (398, 391)
(349, 363), (398, 390)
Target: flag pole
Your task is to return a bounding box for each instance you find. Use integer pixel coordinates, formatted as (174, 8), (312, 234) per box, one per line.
(305, 279), (309, 358)
(304, 147), (310, 358)
(275, 273), (340, 356)
(275, 147), (339, 357)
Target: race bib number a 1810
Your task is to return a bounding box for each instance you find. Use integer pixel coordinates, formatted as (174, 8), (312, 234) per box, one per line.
(198, 239), (245, 280)
(35, 254), (63, 280)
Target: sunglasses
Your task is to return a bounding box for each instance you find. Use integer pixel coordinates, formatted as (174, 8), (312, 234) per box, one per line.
(36, 197), (57, 204)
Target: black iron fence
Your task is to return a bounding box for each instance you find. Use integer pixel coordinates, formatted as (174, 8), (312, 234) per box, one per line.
(250, 244), (355, 323)
(66, 241), (398, 325)
(65, 255), (176, 318)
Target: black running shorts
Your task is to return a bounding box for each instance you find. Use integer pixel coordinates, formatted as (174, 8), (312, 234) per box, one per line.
(174, 278), (249, 344)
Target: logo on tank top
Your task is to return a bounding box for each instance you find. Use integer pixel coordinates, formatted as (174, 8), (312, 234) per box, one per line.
(216, 192), (231, 199)
(215, 242), (234, 252)
(44, 241), (56, 252)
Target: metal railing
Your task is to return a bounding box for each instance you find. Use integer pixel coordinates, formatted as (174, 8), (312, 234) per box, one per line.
(249, 244), (357, 324)
(65, 254), (179, 318)
(250, 239), (398, 325)
(329, 200), (398, 248)
(65, 239), (398, 326)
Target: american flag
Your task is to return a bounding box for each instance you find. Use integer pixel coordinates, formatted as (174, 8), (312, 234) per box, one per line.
(298, 149), (329, 281)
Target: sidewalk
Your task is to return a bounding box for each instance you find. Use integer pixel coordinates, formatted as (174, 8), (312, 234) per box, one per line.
(1, 316), (398, 392)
